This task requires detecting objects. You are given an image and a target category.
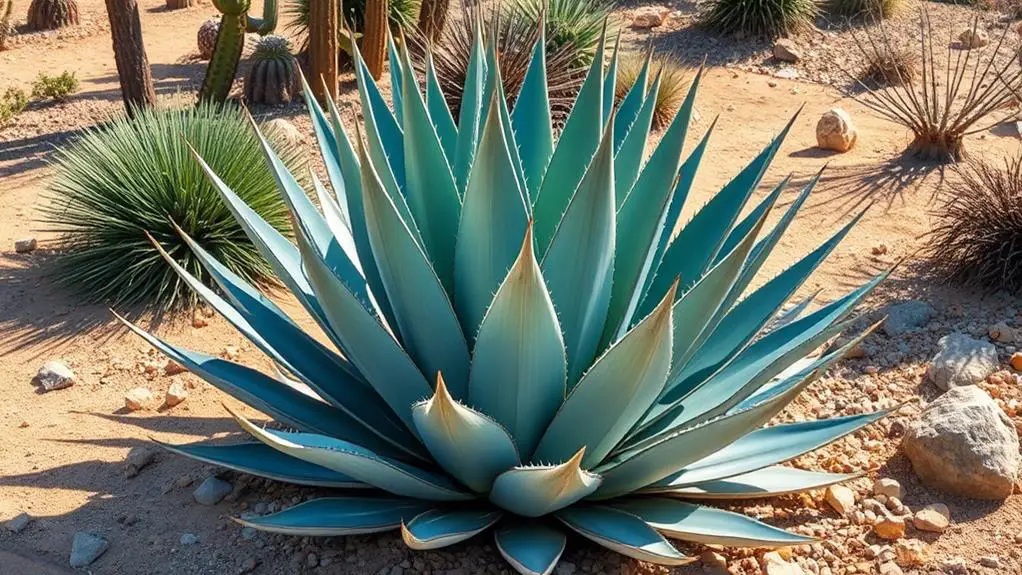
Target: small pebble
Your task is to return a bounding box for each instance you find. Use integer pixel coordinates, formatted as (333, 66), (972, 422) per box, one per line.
(14, 238), (37, 253)
(193, 476), (232, 506)
(165, 381), (188, 407)
(124, 387), (156, 411)
(179, 533), (199, 545)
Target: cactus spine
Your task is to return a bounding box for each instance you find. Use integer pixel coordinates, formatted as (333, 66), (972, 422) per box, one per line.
(198, 0), (277, 103)
(362, 0), (387, 80)
(309, 0), (339, 103)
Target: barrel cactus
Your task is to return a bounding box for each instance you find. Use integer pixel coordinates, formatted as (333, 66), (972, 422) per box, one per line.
(27, 0), (79, 31)
(197, 17), (220, 59)
(128, 24), (888, 574)
(244, 35), (298, 105)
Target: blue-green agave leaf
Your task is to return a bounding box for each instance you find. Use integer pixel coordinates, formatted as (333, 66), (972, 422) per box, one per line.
(401, 508), (504, 550)
(489, 448), (602, 517)
(495, 522), (566, 575)
(231, 407), (474, 501)
(644, 466), (859, 499)
(470, 225), (567, 458)
(487, 36), (529, 197)
(295, 222), (433, 432)
(646, 112), (798, 301)
(594, 358), (823, 498)
(649, 409), (892, 489)
(454, 89), (530, 339)
(663, 197), (773, 385)
(424, 46), (458, 163)
(602, 34), (620, 124)
(322, 94), (400, 330)
(769, 292), (820, 332)
(613, 48), (651, 150)
(555, 506), (692, 566)
(542, 114), (616, 383)
(533, 282), (676, 468)
(511, 17), (554, 202)
(299, 73), (351, 229)
(351, 38), (413, 228)
(237, 497), (432, 536)
(613, 70), (661, 199)
(388, 31), (404, 125)
(611, 498), (815, 547)
(156, 228), (419, 456)
(601, 70), (702, 344)
(191, 149), (329, 334)
(412, 374), (521, 492)
(634, 120), (716, 315)
(532, 34), (606, 253)
(156, 441), (365, 488)
(310, 173), (357, 261)
(116, 314), (417, 459)
(399, 44), (461, 291)
(453, 24), (487, 193)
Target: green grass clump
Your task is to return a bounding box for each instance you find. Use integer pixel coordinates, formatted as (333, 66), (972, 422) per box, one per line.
(42, 104), (304, 312)
(512, 0), (616, 63)
(701, 0), (818, 38)
(31, 71), (79, 101)
(0, 87), (27, 126)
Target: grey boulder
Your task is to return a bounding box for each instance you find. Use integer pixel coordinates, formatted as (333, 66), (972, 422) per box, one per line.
(70, 532), (109, 567)
(36, 360), (75, 392)
(193, 476), (232, 506)
(927, 333), (999, 391)
(902, 385), (1020, 499)
(883, 300), (934, 336)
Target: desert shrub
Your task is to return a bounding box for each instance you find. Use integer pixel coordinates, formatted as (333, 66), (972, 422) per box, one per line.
(41, 104), (304, 311)
(859, 41), (918, 86)
(829, 0), (900, 19)
(845, 12), (1022, 162)
(410, 4), (592, 123)
(616, 53), (690, 130)
(925, 155), (1022, 293)
(31, 71), (79, 101)
(701, 0), (818, 37)
(0, 87), (27, 126)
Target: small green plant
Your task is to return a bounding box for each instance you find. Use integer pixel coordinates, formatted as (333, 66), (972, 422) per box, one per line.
(121, 25), (889, 575)
(42, 103), (304, 311)
(0, 87), (28, 126)
(616, 53), (691, 130)
(701, 0), (818, 37)
(31, 71), (79, 101)
(926, 156), (1022, 293)
(513, 0), (616, 63)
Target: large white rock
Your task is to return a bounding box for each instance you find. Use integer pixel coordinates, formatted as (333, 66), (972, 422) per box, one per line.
(902, 385), (1020, 499)
(815, 108), (857, 153)
(926, 332), (998, 391)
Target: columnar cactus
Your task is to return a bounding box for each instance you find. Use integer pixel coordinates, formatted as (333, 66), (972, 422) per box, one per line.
(244, 35), (299, 105)
(27, 0), (79, 31)
(0, 0), (14, 50)
(362, 0), (387, 80)
(308, 0), (339, 103)
(198, 0), (278, 103)
(166, 0), (196, 10)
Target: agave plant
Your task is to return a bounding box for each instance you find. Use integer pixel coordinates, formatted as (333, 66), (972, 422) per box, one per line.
(121, 21), (889, 574)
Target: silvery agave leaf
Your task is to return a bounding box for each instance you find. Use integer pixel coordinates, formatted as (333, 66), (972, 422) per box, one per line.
(121, 15), (890, 575)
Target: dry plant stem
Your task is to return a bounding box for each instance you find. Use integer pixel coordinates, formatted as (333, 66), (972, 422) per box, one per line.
(842, 9), (1022, 163)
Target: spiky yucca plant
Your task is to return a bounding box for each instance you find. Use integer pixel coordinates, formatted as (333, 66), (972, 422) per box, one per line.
(616, 52), (690, 130)
(124, 23), (889, 574)
(42, 104), (303, 311)
(702, 0), (817, 37)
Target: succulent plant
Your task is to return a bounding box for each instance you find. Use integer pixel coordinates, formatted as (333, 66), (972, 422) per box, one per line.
(197, 17), (220, 59)
(128, 25), (888, 574)
(199, 0), (278, 103)
(363, 0), (388, 79)
(244, 35), (299, 105)
(285, 0), (420, 53)
(1, 0), (15, 50)
(27, 0), (79, 31)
